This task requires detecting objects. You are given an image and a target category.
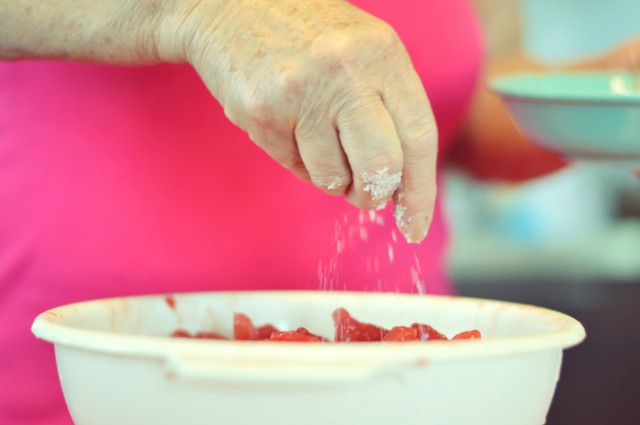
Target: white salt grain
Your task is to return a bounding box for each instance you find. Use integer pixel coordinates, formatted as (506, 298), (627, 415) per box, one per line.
(394, 202), (408, 232)
(360, 168), (402, 202)
(359, 227), (368, 242)
(327, 177), (344, 191)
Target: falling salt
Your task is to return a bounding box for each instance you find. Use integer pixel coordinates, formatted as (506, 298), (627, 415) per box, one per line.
(359, 227), (368, 242)
(317, 191), (430, 295)
(411, 253), (426, 295)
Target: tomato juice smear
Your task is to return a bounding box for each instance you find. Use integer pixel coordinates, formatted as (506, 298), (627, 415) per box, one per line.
(172, 308), (481, 342)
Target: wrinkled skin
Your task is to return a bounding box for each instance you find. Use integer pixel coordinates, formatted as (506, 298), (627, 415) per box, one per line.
(170, 0), (438, 241)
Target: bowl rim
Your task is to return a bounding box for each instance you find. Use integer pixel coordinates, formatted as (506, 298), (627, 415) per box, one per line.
(490, 71), (640, 104)
(31, 291), (586, 363)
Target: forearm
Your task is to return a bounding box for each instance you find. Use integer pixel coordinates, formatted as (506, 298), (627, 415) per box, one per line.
(0, 0), (215, 65)
(449, 52), (567, 182)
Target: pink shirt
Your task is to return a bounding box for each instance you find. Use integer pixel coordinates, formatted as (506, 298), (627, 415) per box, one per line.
(0, 1), (482, 423)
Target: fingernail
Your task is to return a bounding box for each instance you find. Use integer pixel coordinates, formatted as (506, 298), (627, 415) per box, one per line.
(405, 213), (429, 244)
(394, 203), (429, 244)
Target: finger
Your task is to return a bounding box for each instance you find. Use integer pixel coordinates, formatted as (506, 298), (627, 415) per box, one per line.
(247, 125), (311, 182)
(295, 120), (352, 196)
(336, 95), (404, 210)
(634, 169), (640, 179)
(383, 70), (438, 243)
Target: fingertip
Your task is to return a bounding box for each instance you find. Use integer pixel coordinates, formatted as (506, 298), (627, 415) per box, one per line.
(393, 190), (435, 244)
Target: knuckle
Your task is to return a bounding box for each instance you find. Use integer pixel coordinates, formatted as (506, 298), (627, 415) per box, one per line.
(403, 124), (438, 157)
(313, 23), (400, 69)
(335, 94), (383, 125)
(243, 94), (275, 129)
(361, 150), (403, 173)
(274, 63), (308, 97)
(280, 155), (306, 174)
(370, 21), (400, 50)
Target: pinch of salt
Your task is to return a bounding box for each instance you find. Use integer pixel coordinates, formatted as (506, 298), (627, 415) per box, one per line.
(360, 168), (402, 201)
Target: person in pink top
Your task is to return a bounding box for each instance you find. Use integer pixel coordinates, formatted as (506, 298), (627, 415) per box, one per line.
(0, 0), (638, 424)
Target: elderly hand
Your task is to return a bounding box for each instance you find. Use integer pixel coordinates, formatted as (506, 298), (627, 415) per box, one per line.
(157, 0), (438, 242)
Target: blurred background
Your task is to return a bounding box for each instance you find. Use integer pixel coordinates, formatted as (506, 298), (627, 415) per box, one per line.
(447, 1), (640, 424)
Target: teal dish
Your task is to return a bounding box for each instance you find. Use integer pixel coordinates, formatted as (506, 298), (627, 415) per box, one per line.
(490, 72), (640, 164)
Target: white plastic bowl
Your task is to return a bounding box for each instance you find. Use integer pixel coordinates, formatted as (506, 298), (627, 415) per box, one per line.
(32, 291), (585, 425)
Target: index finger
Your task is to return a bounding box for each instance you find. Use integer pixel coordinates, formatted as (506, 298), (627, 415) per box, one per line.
(383, 69), (438, 243)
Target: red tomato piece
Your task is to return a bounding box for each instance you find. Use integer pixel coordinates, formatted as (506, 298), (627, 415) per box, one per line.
(234, 312), (260, 340)
(165, 295), (176, 310)
(411, 323), (449, 341)
(269, 329), (325, 342)
(383, 326), (419, 342)
(172, 329), (192, 338)
(293, 327), (329, 342)
(257, 324), (279, 340)
(195, 331), (228, 340)
(333, 308), (389, 342)
(452, 330), (482, 340)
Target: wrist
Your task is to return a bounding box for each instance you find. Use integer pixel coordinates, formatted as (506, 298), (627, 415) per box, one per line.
(0, 0), (176, 64)
(152, 0), (234, 64)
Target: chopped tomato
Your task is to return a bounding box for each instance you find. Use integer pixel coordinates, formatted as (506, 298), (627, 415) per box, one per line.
(411, 323), (449, 341)
(452, 330), (482, 340)
(233, 312), (260, 340)
(269, 328), (326, 342)
(171, 329), (192, 338)
(333, 308), (389, 342)
(173, 308), (482, 343)
(383, 326), (418, 342)
(195, 331), (227, 340)
(257, 324), (279, 340)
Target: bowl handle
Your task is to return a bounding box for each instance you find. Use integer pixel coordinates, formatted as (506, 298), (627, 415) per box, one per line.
(165, 355), (393, 388)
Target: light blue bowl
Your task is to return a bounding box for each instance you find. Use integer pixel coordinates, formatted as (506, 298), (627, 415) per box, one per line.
(490, 72), (640, 166)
